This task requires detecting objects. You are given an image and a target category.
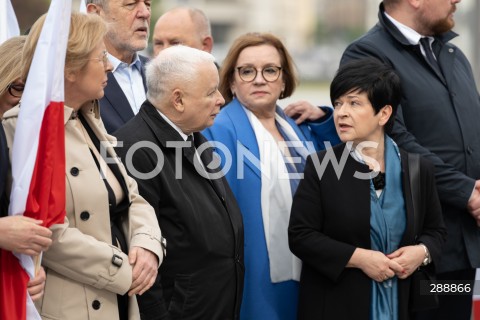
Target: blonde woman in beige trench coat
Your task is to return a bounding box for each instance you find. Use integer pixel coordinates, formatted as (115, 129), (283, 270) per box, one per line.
(2, 13), (163, 320)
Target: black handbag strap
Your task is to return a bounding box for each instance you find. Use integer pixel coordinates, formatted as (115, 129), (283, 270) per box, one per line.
(408, 152), (421, 234)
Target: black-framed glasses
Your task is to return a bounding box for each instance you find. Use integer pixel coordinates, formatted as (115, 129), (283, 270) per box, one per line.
(89, 50), (109, 67)
(7, 83), (25, 98)
(236, 65), (282, 82)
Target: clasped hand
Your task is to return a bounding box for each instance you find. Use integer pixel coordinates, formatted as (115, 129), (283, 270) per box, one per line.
(128, 246), (159, 296)
(352, 246), (425, 282)
(467, 180), (480, 226)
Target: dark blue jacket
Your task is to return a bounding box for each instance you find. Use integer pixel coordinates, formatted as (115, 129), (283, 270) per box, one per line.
(99, 55), (148, 134)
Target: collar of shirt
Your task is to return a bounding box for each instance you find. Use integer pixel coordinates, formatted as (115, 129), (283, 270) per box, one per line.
(156, 109), (206, 171)
(108, 52), (142, 73)
(384, 12), (434, 46)
(107, 53), (146, 114)
(156, 109), (189, 141)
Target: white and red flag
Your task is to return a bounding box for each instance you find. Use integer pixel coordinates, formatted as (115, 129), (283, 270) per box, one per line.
(0, 0), (72, 319)
(0, 0), (20, 44)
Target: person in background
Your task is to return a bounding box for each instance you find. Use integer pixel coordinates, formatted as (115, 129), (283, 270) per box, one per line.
(115, 45), (244, 320)
(340, 0), (479, 319)
(203, 32), (339, 320)
(0, 36), (26, 118)
(152, 6), (213, 57)
(3, 12), (163, 319)
(0, 35), (51, 301)
(153, 6), (321, 117)
(86, 0), (151, 134)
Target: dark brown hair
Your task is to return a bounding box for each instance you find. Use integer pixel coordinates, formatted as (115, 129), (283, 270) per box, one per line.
(219, 32), (298, 104)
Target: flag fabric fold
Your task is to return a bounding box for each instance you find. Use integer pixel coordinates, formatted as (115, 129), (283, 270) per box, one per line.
(0, 0), (20, 44)
(0, 0), (72, 319)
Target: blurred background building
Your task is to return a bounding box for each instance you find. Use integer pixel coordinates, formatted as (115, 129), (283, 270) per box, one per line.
(10, 0), (480, 105)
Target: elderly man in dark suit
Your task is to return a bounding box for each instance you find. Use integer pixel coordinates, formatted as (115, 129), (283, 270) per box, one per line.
(340, 0), (480, 319)
(87, 0), (150, 133)
(115, 45), (244, 320)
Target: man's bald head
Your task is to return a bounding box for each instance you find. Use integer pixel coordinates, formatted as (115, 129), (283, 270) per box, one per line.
(152, 7), (213, 57)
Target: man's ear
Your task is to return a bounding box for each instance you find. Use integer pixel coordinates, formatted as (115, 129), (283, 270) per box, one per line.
(86, 3), (101, 14)
(202, 36), (214, 54)
(172, 89), (185, 113)
(406, 0), (421, 10)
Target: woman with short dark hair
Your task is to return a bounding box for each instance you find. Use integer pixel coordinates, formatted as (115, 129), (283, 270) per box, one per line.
(288, 58), (446, 320)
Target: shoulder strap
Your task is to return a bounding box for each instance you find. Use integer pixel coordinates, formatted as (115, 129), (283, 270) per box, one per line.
(408, 152), (421, 232)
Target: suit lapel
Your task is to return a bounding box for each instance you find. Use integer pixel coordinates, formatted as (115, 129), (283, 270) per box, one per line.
(140, 102), (227, 201)
(139, 55), (148, 92)
(194, 132), (226, 201)
(227, 99), (261, 178)
(103, 73), (135, 123)
(438, 42), (455, 90)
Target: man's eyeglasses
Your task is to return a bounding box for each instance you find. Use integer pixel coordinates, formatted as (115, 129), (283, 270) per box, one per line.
(7, 83), (24, 98)
(236, 65), (282, 83)
(89, 50), (109, 67)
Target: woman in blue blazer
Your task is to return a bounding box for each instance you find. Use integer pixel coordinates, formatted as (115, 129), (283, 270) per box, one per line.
(203, 32), (339, 320)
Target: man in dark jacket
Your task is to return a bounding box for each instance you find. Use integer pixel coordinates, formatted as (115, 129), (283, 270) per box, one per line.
(341, 1), (480, 319)
(115, 45), (244, 320)
(87, 0), (150, 133)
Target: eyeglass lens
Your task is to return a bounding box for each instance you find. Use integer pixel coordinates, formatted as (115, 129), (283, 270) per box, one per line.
(237, 66), (282, 82)
(8, 83), (24, 98)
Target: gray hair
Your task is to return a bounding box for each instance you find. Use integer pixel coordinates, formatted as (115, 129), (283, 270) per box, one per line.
(146, 45), (216, 104)
(86, 0), (108, 10)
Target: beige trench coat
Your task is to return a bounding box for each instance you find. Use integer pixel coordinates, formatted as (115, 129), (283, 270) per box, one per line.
(2, 101), (163, 320)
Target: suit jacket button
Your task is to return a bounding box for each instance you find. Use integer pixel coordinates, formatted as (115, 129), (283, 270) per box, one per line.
(80, 211), (90, 221)
(92, 300), (101, 310)
(70, 167), (79, 176)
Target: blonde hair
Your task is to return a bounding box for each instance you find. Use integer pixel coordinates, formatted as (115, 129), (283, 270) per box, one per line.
(0, 36), (27, 97)
(21, 12), (107, 81)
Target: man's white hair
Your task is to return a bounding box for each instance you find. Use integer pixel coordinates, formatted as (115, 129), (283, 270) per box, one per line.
(146, 45), (215, 104)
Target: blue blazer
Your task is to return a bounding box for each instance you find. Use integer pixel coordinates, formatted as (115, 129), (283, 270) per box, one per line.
(203, 98), (339, 320)
(100, 55), (148, 134)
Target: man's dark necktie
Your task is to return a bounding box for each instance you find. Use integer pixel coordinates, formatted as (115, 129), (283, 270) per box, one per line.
(185, 135), (196, 164)
(419, 37), (442, 76)
(186, 134), (226, 201)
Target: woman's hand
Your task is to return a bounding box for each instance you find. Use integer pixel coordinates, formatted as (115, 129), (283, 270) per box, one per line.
(387, 245), (425, 279)
(283, 101), (325, 124)
(27, 266), (46, 301)
(347, 248), (404, 282)
(128, 246), (159, 296)
(0, 216), (52, 255)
